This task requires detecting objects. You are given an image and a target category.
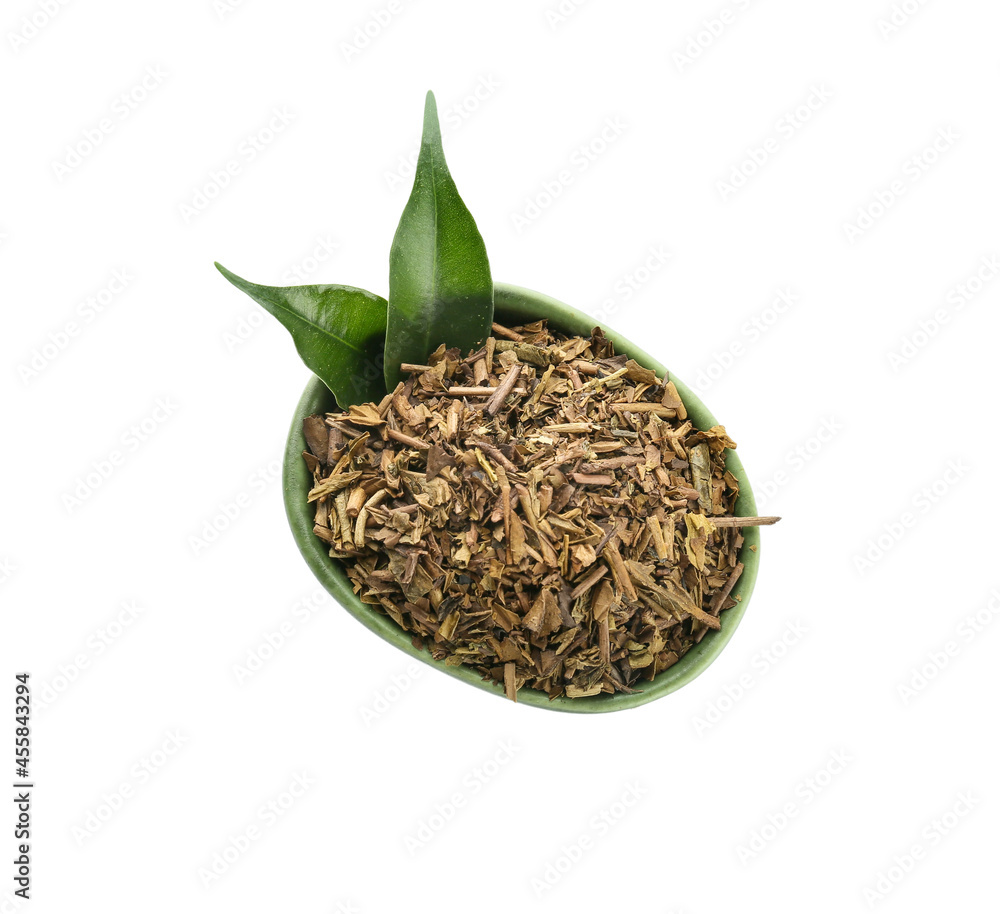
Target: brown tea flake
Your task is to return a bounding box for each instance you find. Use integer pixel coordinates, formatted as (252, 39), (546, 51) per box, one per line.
(304, 320), (769, 701)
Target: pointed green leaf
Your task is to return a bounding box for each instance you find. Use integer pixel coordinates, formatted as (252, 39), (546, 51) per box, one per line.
(385, 91), (493, 389)
(216, 263), (387, 407)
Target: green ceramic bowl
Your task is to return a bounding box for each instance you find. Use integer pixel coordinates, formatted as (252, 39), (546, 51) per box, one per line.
(283, 283), (760, 713)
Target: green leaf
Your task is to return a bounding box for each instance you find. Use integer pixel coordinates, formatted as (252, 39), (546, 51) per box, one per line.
(215, 263), (387, 408)
(385, 91), (493, 389)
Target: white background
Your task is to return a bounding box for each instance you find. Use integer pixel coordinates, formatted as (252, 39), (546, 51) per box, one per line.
(2, 0), (998, 911)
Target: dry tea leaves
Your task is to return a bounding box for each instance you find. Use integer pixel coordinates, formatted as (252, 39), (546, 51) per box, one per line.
(304, 321), (773, 700)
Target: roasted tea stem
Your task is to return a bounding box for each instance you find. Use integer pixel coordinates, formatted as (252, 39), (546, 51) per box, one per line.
(707, 516), (781, 527)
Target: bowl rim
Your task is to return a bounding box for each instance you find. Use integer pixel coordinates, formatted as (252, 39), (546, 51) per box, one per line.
(282, 281), (760, 713)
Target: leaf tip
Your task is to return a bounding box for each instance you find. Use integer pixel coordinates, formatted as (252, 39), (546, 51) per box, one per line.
(422, 90), (442, 144)
(215, 262), (247, 291)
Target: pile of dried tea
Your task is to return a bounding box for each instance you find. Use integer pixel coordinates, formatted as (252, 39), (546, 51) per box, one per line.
(302, 321), (771, 700)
